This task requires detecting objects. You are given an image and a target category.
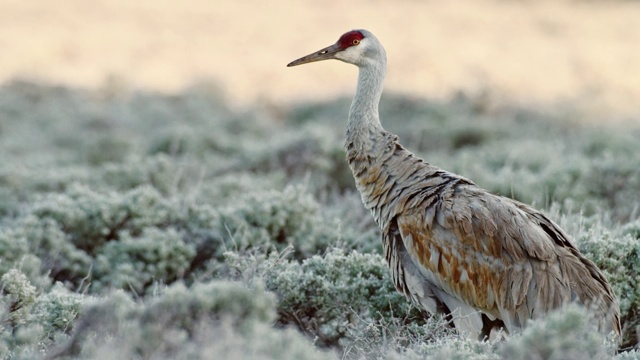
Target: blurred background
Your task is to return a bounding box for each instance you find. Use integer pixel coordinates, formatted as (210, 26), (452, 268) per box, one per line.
(3, 0), (639, 118)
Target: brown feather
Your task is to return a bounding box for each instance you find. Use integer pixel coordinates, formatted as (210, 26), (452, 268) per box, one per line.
(347, 136), (621, 337)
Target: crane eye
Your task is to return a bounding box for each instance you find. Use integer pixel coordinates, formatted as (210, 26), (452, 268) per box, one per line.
(352, 39), (360, 46)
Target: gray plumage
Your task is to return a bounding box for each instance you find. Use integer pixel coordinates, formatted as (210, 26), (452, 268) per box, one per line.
(288, 29), (620, 339)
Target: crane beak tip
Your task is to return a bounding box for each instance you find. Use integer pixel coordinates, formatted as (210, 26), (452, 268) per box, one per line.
(287, 59), (306, 67)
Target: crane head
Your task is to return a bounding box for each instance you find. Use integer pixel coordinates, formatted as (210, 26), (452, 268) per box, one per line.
(287, 30), (378, 67)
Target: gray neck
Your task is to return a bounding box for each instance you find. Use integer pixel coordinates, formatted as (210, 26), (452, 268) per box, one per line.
(346, 58), (387, 149)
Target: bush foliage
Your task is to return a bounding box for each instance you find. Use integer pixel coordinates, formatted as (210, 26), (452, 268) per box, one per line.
(0, 80), (639, 358)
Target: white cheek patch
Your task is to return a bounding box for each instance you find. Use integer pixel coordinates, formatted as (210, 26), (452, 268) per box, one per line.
(336, 39), (368, 64)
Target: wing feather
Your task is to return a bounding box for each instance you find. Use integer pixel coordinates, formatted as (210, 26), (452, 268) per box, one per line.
(350, 137), (619, 337)
(394, 182), (620, 335)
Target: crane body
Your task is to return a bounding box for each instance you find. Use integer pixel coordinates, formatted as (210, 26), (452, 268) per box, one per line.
(287, 29), (620, 339)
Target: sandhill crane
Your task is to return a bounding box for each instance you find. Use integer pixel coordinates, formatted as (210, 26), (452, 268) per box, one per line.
(287, 29), (620, 339)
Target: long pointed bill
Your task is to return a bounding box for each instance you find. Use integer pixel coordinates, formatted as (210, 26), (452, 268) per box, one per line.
(287, 43), (341, 67)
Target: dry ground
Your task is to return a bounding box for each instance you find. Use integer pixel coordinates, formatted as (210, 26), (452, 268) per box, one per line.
(2, 0), (639, 117)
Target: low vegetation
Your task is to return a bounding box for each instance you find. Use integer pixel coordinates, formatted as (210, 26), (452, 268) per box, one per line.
(0, 80), (638, 359)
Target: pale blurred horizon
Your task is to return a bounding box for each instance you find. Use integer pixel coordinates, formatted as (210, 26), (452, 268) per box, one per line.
(2, 0), (640, 118)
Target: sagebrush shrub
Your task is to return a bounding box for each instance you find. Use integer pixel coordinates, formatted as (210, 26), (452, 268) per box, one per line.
(52, 280), (287, 359)
(217, 184), (338, 259)
(229, 247), (430, 348)
(31, 283), (83, 338)
(30, 184), (176, 252)
(0, 269), (37, 327)
(500, 304), (612, 360)
(578, 228), (640, 348)
(0, 225), (47, 289)
(93, 228), (196, 294)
